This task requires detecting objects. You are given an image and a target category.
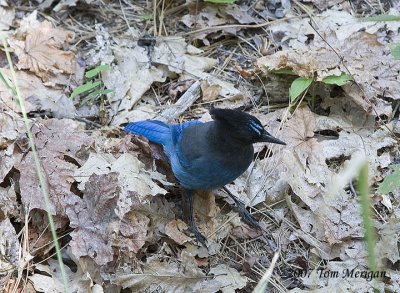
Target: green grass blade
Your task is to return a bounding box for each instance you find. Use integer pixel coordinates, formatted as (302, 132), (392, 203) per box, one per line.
(357, 162), (378, 273)
(360, 15), (400, 22)
(85, 64), (110, 79)
(322, 73), (352, 86)
(70, 81), (101, 99)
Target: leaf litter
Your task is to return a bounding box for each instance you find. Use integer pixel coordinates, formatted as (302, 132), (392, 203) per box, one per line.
(0, 1), (399, 292)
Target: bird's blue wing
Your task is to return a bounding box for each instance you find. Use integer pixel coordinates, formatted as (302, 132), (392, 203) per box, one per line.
(124, 120), (171, 145)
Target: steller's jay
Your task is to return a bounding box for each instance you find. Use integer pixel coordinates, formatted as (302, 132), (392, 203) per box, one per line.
(124, 108), (286, 245)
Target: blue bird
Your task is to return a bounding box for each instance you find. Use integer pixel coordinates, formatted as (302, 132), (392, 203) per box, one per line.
(124, 108), (286, 245)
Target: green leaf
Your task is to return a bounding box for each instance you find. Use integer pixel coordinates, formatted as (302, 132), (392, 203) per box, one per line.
(70, 81), (101, 99)
(389, 43), (400, 60)
(360, 15), (400, 22)
(87, 88), (113, 98)
(289, 77), (313, 103)
(204, 0), (236, 3)
(322, 73), (352, 86)
(85, 64), (110, 79)
(140, 14), (153, 21)
(378, 165), (400, 194)
(267, 67), (297, 75)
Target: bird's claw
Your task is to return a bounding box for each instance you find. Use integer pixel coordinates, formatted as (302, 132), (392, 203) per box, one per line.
(237, 203), (261, 229)
(190, 224), (207, 247)
(223, 187), (261, 230)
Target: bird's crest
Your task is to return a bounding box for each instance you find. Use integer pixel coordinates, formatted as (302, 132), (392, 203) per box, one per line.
(210, 108), (264, 136)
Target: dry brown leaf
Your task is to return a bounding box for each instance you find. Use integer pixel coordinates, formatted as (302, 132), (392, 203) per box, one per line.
(0, 219), (19, 273)
(111, 251), (223, 292)
(68, 165), (168, 266)
(67, 173), (121, 265)
(102, 32), (240, 125)
(27, 211), (61, 255)
(279, 103), (396, 247)
(209, 264), (247, 293)
(201, 81), (222, 102)
(19, 154), (78, 215)
(30, 259), (94, 293)
(376, 219), (400, 264)
(101, 47), (165, 126)
(17, 118), (92, 216)
(165, 219), (192, 245)
(301, 0), (345, 10)
(168, 79), (195, 101)
(9, 14), (75, 80)
(0, 5), (14, 31)
(0, 69), (76, 117)
(117, 210), (150, 254)
(225, 4), (259, 24)
(0, 187), (19, 219)
(0, 111), (24, 182)
(74, 152), (168, 202)
(180, 6), (229, 44)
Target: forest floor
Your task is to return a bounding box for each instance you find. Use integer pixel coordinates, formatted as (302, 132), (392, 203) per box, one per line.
(0, 0), (399, 292)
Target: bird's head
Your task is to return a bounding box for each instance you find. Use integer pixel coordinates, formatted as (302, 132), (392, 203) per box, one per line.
(210, 108), (286, 145)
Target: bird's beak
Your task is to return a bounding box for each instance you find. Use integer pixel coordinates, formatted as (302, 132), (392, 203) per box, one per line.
(259, 130), (286, 145)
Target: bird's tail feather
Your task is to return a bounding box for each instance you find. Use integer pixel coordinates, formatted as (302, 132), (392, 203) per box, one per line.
(124, 120), (170, 145)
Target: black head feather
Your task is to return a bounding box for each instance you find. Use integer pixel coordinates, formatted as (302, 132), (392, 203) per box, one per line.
(210, 108), (286, 145)
(210, 108), (265, 141)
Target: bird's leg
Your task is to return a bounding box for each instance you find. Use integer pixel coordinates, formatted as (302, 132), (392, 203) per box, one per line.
(223, 187), (261, 229)
(181, 189), (207, 246)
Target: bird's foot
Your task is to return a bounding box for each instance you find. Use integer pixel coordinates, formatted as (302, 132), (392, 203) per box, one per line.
(223, 187), (261, 229)
(236, 202), (261, 230)
(189, 224), (207, 247)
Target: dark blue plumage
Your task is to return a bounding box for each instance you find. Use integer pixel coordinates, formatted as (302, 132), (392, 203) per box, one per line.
(124, 108), (285, 245)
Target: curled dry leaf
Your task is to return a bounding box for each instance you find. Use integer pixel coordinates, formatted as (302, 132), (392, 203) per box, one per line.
(117, 210), (150, 253)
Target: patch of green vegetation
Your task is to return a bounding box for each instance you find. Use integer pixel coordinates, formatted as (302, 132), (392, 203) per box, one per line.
(361, 15), (400, 22)
(389, 43), (400, 60)
(378, 165), (400, 195)
(70, 64), (112, 104)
